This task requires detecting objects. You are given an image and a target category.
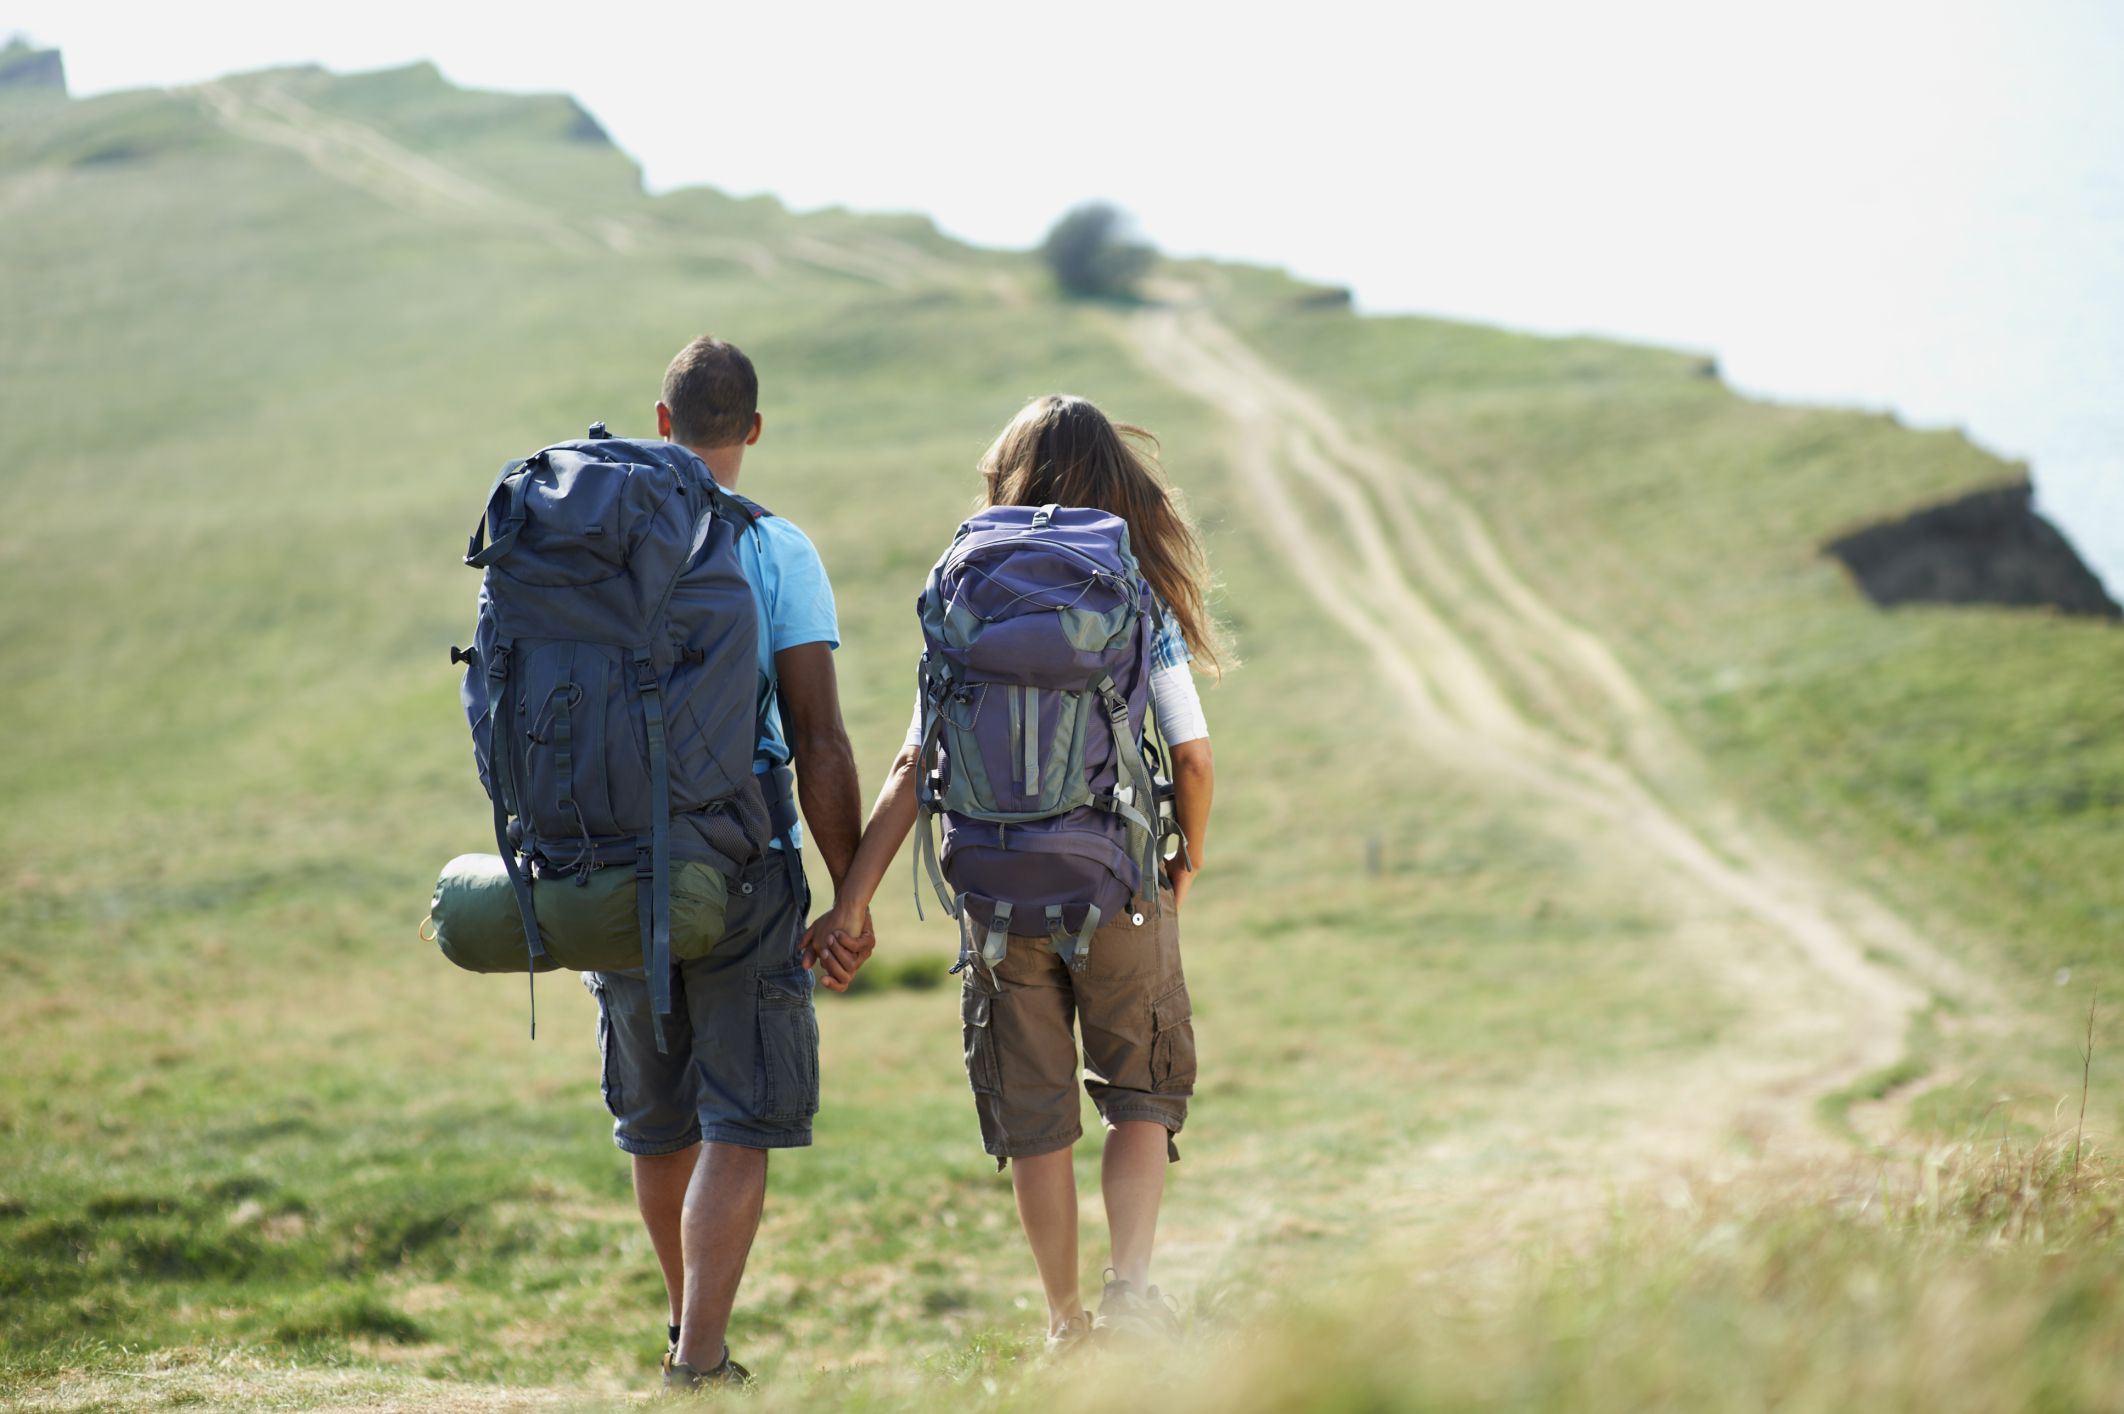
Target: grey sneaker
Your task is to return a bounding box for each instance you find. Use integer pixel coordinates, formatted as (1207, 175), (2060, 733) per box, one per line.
(1044, 1310), (1096, 1359)
(1094, 1273), (1183, 1342)
(662, 1344), (754, 1392)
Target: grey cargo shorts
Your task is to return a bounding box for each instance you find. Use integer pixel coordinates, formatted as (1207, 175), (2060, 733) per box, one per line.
(959, 895), (1196, 1167)
(584, 851), (818, 1153)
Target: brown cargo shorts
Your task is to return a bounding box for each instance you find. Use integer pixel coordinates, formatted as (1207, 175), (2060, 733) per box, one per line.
(958, 899), (1196, 1167)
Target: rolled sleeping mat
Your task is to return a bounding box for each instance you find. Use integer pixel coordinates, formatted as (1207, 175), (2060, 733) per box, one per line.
(427, 853), (731, 974)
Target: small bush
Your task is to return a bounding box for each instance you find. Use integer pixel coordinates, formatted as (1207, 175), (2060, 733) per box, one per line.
(122, 1221), (262, 1280)
(83, 1192), (181, 1219)
(7, 1215), (92, 1266)
(1040, 202), (1155, 300)
(272, 1286), (427, 1346)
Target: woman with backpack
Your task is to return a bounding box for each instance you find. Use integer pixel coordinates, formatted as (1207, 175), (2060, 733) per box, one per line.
(804, 393), (1220, 1352)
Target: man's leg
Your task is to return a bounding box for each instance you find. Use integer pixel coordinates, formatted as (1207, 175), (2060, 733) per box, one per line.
(632, 1146), (698, 1337)
(675, 1143), (769, 1369)
(584, 970), (706, 1356)
(669, 852), (819, 1372)
(1010, 1145), (1083, 1334)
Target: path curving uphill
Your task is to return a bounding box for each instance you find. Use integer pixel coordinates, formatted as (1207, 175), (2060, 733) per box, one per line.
(1128, 300), (1993, 1216)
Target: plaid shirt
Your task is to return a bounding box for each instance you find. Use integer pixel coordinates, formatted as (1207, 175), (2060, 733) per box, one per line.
(1150, 602), (1193, 673)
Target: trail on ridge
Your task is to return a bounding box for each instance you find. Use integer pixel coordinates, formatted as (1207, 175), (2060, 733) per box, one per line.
(1128, 301), (1994, 1222)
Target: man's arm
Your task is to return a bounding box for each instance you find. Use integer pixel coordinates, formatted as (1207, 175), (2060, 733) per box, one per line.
(804, 744), (919, 991)
(775, 641), (864, 891)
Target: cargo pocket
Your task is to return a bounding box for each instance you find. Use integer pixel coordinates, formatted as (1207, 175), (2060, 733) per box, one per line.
(754, 969), (819, 1123)
(1149, 984), (1196, 1094)
(961, 986), (1001, 1097)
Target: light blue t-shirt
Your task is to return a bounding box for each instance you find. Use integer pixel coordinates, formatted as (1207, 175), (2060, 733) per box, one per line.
(734, 511), (839, 845)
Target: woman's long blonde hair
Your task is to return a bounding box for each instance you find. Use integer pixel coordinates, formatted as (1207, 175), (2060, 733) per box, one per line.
(979, 395), (1226, 677)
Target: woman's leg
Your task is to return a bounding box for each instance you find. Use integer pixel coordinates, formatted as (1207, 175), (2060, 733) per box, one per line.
(1101, 1120), (1169, 1289)
(1010, 1146), (1083, 1332)
(1079, 902), (1194, 1305)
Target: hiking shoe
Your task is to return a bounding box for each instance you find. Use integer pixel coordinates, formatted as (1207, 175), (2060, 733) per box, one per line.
(1094, 1273), (1183, 1343)
(662, 1344), (754, 1392)
(1044, 1310), (1096, 1359)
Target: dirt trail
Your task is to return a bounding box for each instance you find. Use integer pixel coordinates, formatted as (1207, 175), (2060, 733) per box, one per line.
(1127, 302), (1991, 1222)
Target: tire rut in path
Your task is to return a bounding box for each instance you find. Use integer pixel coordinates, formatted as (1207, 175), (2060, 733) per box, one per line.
(1125, 303), (1985, 1201)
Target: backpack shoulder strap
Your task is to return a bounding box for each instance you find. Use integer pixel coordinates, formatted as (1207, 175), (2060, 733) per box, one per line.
(728, 492), (775, 524)
(699, 485), (773, 545)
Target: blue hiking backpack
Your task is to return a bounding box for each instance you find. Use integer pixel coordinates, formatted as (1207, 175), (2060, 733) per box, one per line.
(911, 503), (1178, 976)
(455, 424), (771, 1045)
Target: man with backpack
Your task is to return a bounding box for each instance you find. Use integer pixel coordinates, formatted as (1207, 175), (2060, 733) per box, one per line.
(573, 336), (870, 1389)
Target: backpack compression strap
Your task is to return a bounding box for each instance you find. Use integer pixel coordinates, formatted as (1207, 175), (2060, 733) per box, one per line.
(632, 646), (675, 1054)
(483, 639), (548, 1037)
(1045, 902), (1102, 973)
(981, 900), (1012, 972)
(465, 460), (531, 569)
(626, 456), (743, 1053)
(1094, 672), (1164, 919)
(910, 658), (960, 923)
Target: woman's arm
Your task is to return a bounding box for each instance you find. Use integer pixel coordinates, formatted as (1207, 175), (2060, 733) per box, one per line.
(802, 745), (921, 990)
(1164, 737), (1214, 909)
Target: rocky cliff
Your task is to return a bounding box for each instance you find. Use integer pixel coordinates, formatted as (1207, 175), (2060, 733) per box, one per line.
(1826, 479), (2119, 619)
(0, 41), (65, 99)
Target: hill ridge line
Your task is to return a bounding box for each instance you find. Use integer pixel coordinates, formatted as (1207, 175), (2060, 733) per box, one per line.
(192, 74), (977, 285)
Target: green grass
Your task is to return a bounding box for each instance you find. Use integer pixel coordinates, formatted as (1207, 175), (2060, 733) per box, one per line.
(1228, 292), (2124, 1128)
(3, 57), (2122, 1412)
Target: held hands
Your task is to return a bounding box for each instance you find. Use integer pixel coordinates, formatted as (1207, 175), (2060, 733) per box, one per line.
(801, 899), (876, 993)
(804, 855), (1193, 990)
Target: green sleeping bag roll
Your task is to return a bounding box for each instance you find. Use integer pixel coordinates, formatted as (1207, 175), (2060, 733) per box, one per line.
(428, 854), (561, 974)
(428, 854), (731, 974)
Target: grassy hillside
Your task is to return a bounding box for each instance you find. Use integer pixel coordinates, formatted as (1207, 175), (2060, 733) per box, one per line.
(3, 60), (2122, 1411)
(1224, 294), (2124, 1113)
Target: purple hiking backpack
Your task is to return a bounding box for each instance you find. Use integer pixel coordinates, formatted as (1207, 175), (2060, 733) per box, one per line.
(912, 503), (1173, 975)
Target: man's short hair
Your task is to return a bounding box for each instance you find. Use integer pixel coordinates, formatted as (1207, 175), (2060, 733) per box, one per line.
(662, 336), (758, 448)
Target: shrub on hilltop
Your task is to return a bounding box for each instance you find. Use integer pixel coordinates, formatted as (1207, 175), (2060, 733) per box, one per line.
(1040, 201), (1155, 299)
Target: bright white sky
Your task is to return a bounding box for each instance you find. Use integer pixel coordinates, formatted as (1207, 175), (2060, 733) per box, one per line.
(9, 0), (2122, 586)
